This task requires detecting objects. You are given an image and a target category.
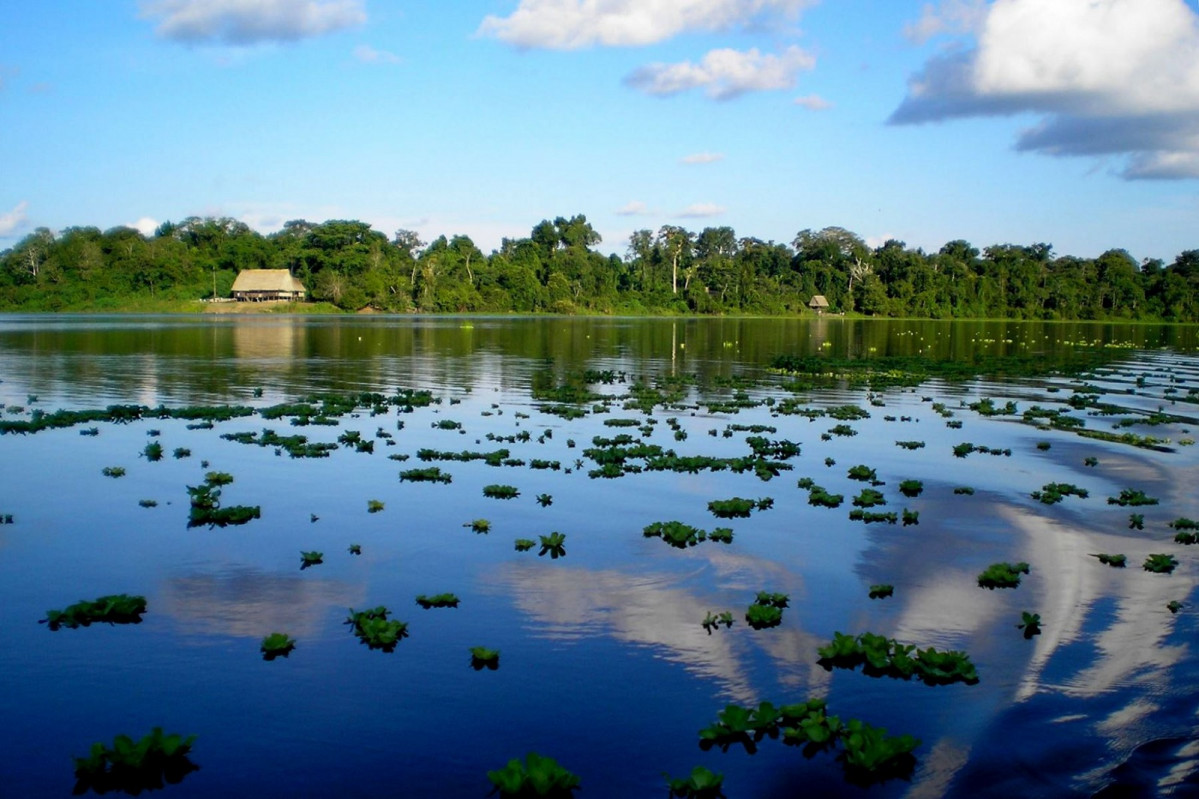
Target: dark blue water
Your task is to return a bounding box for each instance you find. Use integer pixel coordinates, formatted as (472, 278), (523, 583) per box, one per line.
(2, 315), (1199, 797)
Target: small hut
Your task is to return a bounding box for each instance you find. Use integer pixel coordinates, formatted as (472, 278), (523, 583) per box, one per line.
(808, 295), (830, 314)
(231, 270), (307, 302)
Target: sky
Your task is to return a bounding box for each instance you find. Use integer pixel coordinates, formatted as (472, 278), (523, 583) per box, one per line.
(1, 0), (1198, 263)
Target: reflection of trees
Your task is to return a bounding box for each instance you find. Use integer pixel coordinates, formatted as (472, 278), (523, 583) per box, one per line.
(158, 568), (362, 638)
(489, 557), (829, 704)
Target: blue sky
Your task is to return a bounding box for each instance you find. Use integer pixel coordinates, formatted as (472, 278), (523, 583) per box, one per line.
(1, 0), (1197, 263)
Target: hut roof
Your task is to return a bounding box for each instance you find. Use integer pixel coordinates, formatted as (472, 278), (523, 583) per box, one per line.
(808, 294), (830, 308)
(231, 269), (306, 293)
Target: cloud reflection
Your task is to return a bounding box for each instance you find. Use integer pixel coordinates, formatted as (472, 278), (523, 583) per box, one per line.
(159, 567), (363, 638)
(490, 556), (829, 704)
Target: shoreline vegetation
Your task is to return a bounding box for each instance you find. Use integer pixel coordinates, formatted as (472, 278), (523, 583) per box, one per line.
(2, 215), (1197, 320)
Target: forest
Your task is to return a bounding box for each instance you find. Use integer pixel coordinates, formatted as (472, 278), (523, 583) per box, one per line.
(1, 214), (1197, 320)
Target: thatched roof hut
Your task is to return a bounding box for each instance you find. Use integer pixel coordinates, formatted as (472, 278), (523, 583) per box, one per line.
(231, 270), (307, 302)
(808, 294), (830, 313)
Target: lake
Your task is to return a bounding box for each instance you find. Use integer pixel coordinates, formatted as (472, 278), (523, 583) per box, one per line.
(2, 314), (1199, 798)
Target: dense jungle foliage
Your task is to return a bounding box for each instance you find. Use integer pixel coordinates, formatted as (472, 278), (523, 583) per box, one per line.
(2, 215), (1197, 319)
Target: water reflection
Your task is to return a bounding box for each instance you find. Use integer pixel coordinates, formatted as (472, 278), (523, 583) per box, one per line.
(491, 556), (830, 705)
(158, 567), (362, 638)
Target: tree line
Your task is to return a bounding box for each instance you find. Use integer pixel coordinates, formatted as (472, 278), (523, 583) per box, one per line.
(2, 215), (1197, 320)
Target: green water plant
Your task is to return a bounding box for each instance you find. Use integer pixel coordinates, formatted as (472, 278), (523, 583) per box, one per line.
(896, 441), (925, 450)
(902, 509), (919, 526)
(898, 480), (923, 498)
(483, 484), (520, 499)
(467, 519), (491, 534)
(665, 766), (726, 799)
(186, 472), (260, 528)
(1017, 612), (1041, 639)
(515, 538), (536, 552)
(1129, 514), (1145, 530)
(1031, 483), (1089, 505)
(954, 486), (975, 495)
(539, 532), (567, 559)
(367, 499), (385, 513)
(260, 632), (296, 660)
(1107, 489), (1159, 507)
(138, 499), (158, 508)
(399, 466), (452, 483)
(869, 585), (893, 599)
(807, 485), (844, 508)
(536, 493), (553, 507)
(1093, 553), (1127, 567)
(702, 611), (736, 633)
(1144, 553), (1179, 574)
(470, 646), (500, 670)
(852, 488), (886, 508)
(348, 544), (362, 555)
(72, 727), (198, 796)
(847, 465), (877, 482)
(978, 562), (1030, 589)
(416, 593), (460, 609)
(42, 594), (147, 630)
(102, 466), (126, 478)
(299, 551), (323, 569)
(487, 752), (580, 798)
(345, 606), (409, 651)
(745, 592), (788, 630)
(707, 497), (773, 518)
(142, 441), (164, 461)
(1168, 600), (1184, 614)
(850, 510), (898, 524)
(816, 631), (979, 686)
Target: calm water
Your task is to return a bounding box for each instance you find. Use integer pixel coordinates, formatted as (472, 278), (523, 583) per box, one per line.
(3, 314), (1199, 798)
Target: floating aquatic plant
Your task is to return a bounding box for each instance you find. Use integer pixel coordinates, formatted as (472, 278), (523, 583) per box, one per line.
(102, 466), (126, 478)
(142, 441), (164, 461)
(536, 494), (553, 507)
(901, 509), (919, 526)
(1031, 483), (1089, 505)
(539, 532), (567, 559)
(345, 606), (409, 651)
(643, 521), (731, 548)
(1085, 457), (1099, 467)
(138, 499), (158, 508)
(260, 632), (296, 660)
(849, 510), (897, 524)
(898, 480), (923, 498)
(1129, 514), (1145, 530)
(954, 486), (975, 495)
(978, 562), (1030, 589)
(895, 441), (925, 450)
(1107, 489), (1159, 507)
(745, 592), (788, 630)
(1168, 600), (1184, 614)
(470, 647), (500, 670)
(348, 544), (362, 555)
(707, 497), (773, 518)
(807, 485), (844, 508)
(1093, 553), (1127, 567)
(702, 611), (735, 634)
(415, 593), (460, 609)
(399, 466), (452, 483)
(300, 551), (323, 569)
(487, 752), (580, 798)
(466, 519), (491, 534)
(514, 538), (536, 552)
(665, 766), (725, 799)
(1144, 553), (1179, 574)
(852, 488), (886, 508)
(367, 499), (385, 513)
(483, 484), (520, 499)
(847, 465), (877, 482)
(42, 594), (147, 630)
(869, 585), (893, 599)
(1017, 612), (1041, 639)
(817, 631), (979, 686)
(72, 728), (198, 796)
(186, 472), (260, 528)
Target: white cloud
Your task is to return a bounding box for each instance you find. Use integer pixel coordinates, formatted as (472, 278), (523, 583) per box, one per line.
(477, 0), (814, 50)
(140, 0), (366, 45)
(0, 201), (29, 236)
(793, 93), (831, 110)
(354, 44), (401, 64)
(615, 201), (652, 216)
(892, 0), (1199, 179)
(677, 203), (726, 218)
(625, 45), (815, 100)
(681, 152), (725, 164)
(903, 0), (987, 44)
(129, 217), (160, 236)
